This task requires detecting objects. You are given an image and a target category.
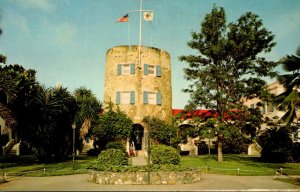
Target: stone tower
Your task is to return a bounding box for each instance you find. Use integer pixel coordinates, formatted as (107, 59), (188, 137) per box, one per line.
(104, 45), (172, 152)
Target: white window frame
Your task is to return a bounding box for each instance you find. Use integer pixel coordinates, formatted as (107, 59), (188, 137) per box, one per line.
(121, 91), (130, 104)
(148, 92), (156, 104)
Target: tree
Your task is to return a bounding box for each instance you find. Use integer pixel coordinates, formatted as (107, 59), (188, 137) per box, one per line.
(179, 6), (277, 162)
(0, 59), (17, 132)
(143, 116), (178, 147)
(274, 46), (300, 126)
(74, 87), (102, 139)
(257, 125), (293, 163)
(23, 86), (78, 162)
(92, 103), (133, 150)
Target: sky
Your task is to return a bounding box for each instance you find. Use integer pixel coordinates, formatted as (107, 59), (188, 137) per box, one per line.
(0, 0), (299, 109)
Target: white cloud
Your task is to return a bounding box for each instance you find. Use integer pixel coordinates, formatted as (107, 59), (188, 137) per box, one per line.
(11, 0), (56, 12)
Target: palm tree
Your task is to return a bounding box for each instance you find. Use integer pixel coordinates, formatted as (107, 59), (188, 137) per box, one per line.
(24, 85), (78, 162)
(275, 46), (300, 127)
(257, 126), (293, 163)
(74, 87), (102, 139)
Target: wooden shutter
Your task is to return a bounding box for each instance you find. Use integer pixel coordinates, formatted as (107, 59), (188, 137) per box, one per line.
(130, 64), (135, 75)
(156, 65), (161, 77)
(144, 64), (149, 75)
(130, 91), (135, 104)
(117, 64), (122, 76)
(156, 92), (162, 105)
(116, 91), (121, 104)
(143, 91), (148, 104)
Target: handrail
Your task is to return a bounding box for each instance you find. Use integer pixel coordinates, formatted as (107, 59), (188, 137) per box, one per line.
(2, 139), (15, 156)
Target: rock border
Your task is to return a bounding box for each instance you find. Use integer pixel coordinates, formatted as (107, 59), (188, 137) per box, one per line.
(88, 169), (202, 185)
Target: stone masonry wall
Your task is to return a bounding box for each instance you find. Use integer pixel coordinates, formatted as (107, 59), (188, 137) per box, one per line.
(104, 45), (172, 126)
(88, 170), (202, 185)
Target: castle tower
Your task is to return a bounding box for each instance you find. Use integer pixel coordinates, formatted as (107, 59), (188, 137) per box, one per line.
(104, 45), (172, 152)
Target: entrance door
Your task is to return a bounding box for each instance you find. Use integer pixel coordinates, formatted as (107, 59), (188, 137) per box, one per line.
(130, 124), (144, 150)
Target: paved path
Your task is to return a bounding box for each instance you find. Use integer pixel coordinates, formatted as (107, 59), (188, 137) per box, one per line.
(131, 156), (148, 166)
(0, 173), (299, 191)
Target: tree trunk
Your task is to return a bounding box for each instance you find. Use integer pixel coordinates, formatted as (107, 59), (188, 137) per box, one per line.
(217, 139), (223, 162)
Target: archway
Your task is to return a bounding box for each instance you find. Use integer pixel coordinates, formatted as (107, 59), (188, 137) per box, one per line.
(130, 124), (144, 150)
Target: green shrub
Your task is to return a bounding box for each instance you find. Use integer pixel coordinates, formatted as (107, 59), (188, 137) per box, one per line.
(197, 141), (208, 155)
(105, 141), (125, 151)
(97, 148), (128, 170)
(151, 144), (180, 165)
(257, 126), (293, 163)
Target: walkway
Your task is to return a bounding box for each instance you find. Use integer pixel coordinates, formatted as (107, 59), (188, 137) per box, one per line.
(0, 173), (299, 191)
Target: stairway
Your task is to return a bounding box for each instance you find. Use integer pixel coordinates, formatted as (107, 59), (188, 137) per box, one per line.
(8, 142), (20, 156)
(80, 140), (94, 156)
(131, 150), (148, 166)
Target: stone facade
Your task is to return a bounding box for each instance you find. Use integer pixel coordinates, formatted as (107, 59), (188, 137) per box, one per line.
(104, 45), (172, 126)
(88, 170), (202, 185)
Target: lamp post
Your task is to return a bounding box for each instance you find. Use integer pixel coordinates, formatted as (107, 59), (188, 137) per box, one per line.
(72, 123), (76, 173)
(208, 128), (211, 156)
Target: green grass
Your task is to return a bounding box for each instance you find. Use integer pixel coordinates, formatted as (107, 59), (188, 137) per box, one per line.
(180, 154), (300, 176)
(0, 155), (97, 176)
(1, 154), (300, 176)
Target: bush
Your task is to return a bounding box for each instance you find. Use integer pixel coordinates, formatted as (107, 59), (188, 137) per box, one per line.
(197, 141), (208, 155)
(151, 144), (180, 165)
(257, 126), (293, 163)
(105, 141), (125, 151)
(222, 133), (251, 154)
(97, 148), (128, 170)
(292, 142), (300, 162)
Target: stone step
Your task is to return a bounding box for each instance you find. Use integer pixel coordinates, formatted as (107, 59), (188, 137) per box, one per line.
(131, 156), (148, 166)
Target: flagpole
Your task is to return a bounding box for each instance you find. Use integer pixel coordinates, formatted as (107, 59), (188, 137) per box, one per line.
(138, 0), (142, 68)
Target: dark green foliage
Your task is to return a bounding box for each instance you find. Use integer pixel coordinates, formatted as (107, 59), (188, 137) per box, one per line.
(151, 144), (180, 165)
(87, 148), (100, 156)
(97, 148), (128, 170)
(24, 86), (78, 163)
(179, 5), (276, 162)
(222, 132), (251, 154)
(257, 126), (293, 163)
(105, 141), (125, 151)
(274, 46), (300, 126)
(292, 142), (300, 162)
(143, 116), (178, 147)
(92, 104), (133, 151)
(178, 124), (198, 143)
(197, 141), (208, 155)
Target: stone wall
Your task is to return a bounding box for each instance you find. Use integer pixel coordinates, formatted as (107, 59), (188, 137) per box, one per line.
(88, 170), (202, 185)
(104, 45), (172, 125)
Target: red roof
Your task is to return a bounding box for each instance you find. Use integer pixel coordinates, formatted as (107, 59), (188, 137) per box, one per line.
(172, 109), (217, 120)
(172, 109), (241, 120)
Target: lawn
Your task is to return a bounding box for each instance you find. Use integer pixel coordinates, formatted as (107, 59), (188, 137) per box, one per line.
(181, 155), (300, 176)
(1, 154), (300, 176)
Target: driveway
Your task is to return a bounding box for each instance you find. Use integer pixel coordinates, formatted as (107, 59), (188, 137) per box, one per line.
(0, 173), (299, 191)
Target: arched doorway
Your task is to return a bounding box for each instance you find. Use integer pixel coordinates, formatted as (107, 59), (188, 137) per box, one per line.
(130, 124), (144, 150)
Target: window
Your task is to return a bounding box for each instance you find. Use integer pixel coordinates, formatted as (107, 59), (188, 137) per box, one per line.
(143, 91), (162, 105)
(117, 64), (135, 75)
(116, 91), (135, 104)
(144, 64), (161, 77)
